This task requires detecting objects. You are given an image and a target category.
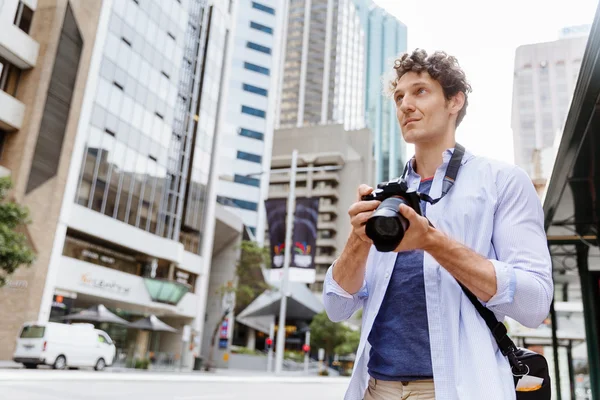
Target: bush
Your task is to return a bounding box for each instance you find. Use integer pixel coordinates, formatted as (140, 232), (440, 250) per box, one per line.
(318, 369), (329, 376)
(134, 358), (150, 369)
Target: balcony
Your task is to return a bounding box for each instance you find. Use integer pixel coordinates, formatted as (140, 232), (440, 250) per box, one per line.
(317, 220), (336, 231)
(312, 171), (340, 183)
(317, 237), (336, 248)
(0, 24), (39, 69)
(312, 186), (339, 199)
(315, 254), (336, 265)
(0, 90), (25, 131)
(270, 172), (308, 184)
(319, 203), (338, 214)
(268, 185), (308, 199)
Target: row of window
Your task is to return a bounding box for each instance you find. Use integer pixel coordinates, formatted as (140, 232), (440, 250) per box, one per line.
(247, 41), (271, 55)
(217, 195), (258, 211)
(243, 83), (267, 96)
(252, 1), (275, 15)
(250, 21), (272, 35)
(241, 105), (266, 118)
(244, 62), (269, 76)
(234, 174), (260, 187)
(237, 150), (262, 164)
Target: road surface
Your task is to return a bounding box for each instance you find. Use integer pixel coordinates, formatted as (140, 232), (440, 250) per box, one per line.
(0, 370), (349, 399)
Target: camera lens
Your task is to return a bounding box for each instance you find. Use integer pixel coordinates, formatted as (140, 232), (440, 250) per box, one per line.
(373, 216), (401, 237)
(365, 197), (410, 252)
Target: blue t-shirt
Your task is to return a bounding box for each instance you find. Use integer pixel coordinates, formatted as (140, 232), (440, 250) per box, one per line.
(367, 178), (433, 381)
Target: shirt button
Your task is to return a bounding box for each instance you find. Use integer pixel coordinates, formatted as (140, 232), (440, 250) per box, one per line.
(385, 273), (390, 279)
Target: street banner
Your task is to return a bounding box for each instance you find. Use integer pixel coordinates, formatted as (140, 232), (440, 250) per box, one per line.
(265, 197), (319, 284)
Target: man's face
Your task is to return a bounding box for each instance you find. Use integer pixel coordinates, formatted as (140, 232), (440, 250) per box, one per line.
(394, 71), (458, 145)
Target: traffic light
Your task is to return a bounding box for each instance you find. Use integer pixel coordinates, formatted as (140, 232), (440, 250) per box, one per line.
(266, 337), (273, 350)
(302, 344), (310, 354)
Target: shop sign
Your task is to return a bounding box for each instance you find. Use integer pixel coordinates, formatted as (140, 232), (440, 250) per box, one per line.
(80, 273), (131, 295)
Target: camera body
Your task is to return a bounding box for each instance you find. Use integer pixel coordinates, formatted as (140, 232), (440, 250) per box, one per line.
(361, 179), (423, 252)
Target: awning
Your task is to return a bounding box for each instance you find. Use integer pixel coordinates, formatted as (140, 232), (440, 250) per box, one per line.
(236, 281), (324, 325)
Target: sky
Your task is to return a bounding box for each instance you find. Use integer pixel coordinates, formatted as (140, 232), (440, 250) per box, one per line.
(373, 0), (599, 164)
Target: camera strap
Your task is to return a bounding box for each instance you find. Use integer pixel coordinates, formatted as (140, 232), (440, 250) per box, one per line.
(401, 143), (465, 205)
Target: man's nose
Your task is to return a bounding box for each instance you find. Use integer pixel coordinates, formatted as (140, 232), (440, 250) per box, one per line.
(399, 97), (415, 113)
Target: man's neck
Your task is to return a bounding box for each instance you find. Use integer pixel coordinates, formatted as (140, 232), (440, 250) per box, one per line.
(413, 136), (456, 179)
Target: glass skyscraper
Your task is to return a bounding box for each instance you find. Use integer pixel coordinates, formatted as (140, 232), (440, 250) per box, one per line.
(354, 0), (407, 183)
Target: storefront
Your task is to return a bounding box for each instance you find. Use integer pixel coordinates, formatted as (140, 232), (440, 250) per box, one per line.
(50, 230), (200, 369)
(543, 6), (600, 399)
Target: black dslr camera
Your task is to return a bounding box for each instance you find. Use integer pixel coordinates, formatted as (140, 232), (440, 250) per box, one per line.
(361, 179), (423, 252)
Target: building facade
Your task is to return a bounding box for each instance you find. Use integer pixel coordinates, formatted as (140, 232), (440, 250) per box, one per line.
(265, 124), (374, 294)
(0, 0), (242, 367)
(354, 0), (407, 183)
(278, 0), (365, 131)
(511, 30), (588, 194)
(216, 0), (285, 237)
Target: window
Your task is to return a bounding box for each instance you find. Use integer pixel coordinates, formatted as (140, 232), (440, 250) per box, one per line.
(0, 130), (6, 161)
(14, 1), (34, 34)
(241, 105), (266, 118)
(20, 326), (45, 339)
(243, 83), (268, 96)
(247, 41), (271, 55)
(239, 128), (264, 141)
(244, 62), (270, 76)
(252, 1), (275, 15)
(0, 58), (21, 96)
(217, 195), (258, 211)
(250, 21), (273, 34)
(234, 174), (260, 187)
(237, 151), (262, 164)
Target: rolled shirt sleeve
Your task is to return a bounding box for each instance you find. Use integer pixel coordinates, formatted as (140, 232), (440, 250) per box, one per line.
(322, 247), (373, 322)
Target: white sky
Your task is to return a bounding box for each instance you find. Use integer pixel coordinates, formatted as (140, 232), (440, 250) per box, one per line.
(373, 0), (598, 164)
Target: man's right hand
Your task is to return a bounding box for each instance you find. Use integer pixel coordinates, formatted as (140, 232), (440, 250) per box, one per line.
(348, 184), (380, 244)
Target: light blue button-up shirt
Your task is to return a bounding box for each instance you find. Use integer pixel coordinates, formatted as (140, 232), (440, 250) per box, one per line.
(323, 148), (553, 400)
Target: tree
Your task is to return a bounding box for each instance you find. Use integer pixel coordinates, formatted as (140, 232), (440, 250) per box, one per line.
(334, 328), (360, 356)
(204, 240), (270, 371)
(309, 311), (352, 362)
(0, 177), (35, 287)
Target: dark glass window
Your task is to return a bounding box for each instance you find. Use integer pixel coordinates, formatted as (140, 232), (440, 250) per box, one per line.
(14, 1), (34, 34)
(252, 2), (275, 15)
(241, 105), (266, 118)
(237, 151), (262, 164)
(244, 62), (270, 76)
(239, 128), (264, 141)
(243, 83), (268, 96)
(234, 174), (260, 187)
(250, 21), (273, 34)
(246, 41), (271, 55)
(217, 195), (258, 211)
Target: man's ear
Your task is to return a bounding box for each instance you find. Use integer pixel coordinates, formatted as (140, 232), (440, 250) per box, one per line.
(448, 91), (465, 116)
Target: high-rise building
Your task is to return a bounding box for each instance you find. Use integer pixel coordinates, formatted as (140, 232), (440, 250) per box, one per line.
(354, 0), (407, 183)
(0, 0), (242, 367)
(216, 0), (285, 237)
(511, 28), (589, 195)
(265, 124), (374, 294)
(278, 0), (366, 130)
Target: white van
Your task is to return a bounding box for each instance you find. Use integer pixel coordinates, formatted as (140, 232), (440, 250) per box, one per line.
(13, 322), (116, 370)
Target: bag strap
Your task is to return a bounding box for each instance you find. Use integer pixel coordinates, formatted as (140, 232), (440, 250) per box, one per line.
(459, 283), (527, 374)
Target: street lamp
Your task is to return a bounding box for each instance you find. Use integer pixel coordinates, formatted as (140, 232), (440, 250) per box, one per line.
(246, 150), (342, 374)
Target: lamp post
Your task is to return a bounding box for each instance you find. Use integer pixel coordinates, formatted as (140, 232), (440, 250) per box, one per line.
(246, 152), (342, 373)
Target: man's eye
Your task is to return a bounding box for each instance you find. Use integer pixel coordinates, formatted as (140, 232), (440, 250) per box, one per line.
(396, 96), (403, 103)
(417, 88), (426, 95)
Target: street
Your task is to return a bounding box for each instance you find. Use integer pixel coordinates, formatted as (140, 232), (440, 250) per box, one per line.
(0, 370), (349, 400)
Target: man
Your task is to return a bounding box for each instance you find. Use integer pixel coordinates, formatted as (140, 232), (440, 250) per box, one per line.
(323, 49), (553, 400)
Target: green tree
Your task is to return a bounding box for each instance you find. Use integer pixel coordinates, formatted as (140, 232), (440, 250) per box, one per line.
(205, 240), (271, 370)
(309, 311), (350, 361)
(0, 177), (35, 287)
(334, 328), (360, 356)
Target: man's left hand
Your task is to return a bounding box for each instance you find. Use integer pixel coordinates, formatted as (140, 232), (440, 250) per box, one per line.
(394, 204), (437, 252)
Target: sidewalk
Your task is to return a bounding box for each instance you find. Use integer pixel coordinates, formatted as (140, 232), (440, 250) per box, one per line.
(0, 361), (22, 369)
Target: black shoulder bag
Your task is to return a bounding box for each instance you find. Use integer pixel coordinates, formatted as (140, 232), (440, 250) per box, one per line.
(460, 284), (552, 399)
(410, 144), (552, 399)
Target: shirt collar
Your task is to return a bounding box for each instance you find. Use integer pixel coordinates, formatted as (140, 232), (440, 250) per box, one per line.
(404, 146), (473, 179)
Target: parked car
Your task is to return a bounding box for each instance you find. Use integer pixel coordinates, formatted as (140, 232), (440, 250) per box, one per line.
(13, 322), (115, 370)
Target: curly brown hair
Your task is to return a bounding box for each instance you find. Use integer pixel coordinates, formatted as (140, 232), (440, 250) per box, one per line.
(387, 49), (472, 127)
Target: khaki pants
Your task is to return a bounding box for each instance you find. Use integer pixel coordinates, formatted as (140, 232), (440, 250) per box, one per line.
(364, 377), (435, 400)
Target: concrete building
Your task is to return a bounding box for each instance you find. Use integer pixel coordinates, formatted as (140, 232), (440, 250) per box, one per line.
(0, 0), (243, 369)
(354, 0), (407, 183)
(511, 28), (589, 194)
(216, 0), (285, 237)
(265, 124), (374, 294)
(278, 0), (366, 131)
